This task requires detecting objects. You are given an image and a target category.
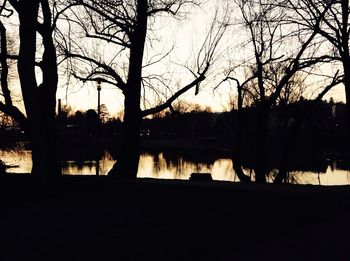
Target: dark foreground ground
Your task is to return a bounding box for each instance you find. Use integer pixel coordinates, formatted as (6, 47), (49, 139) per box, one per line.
(0, 176), (349, 261)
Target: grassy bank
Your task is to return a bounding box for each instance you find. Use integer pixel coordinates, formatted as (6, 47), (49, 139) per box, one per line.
(0, 176), (349, 260)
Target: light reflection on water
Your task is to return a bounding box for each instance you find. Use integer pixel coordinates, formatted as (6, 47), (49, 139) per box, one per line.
(1, 149), (350, 185)
(138, 153), (237, 181)
(0, 149), (32, 173)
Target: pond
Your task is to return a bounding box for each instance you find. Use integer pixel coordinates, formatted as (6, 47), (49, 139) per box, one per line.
(1, 148), (350, 185)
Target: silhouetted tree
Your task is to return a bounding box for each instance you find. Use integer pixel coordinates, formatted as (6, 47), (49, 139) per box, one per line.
(286, 0), (350, 126)
(99, 104), (110, 123)
(0, 0), (61, 180)
(219, 0), (336, 183)
(62, 1), (227, 178)
(0, 2), (27, 130)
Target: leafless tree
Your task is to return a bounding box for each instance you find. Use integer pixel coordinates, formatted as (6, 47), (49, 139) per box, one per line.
(61, 0), (228, 178)
(217, 0), (339, 183)
(285, 0), (350, 125)
(0, 1), (26, 129)
(0, 0), (68, 180)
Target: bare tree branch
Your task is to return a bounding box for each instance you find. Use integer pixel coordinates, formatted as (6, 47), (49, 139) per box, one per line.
(141, 73), (205, 117)
(64, 51), (127, 91)
(0, 102), (28, 131)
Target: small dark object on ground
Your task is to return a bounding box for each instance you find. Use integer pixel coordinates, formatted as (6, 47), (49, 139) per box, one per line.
(190, 172), (213, 181)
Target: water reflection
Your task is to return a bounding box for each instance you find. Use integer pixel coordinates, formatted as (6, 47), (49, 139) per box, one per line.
(0, 148), (32, 173)
(137, 153), (234, 180)
(1, 149), (350, 185)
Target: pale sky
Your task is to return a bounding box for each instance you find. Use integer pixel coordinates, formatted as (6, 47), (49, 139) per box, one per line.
(2, 1), (348, 118)
(55, 0), (234, 116)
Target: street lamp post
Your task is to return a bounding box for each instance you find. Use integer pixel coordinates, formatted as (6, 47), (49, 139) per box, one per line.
(97, 79), (101, 122)
(96, 79), (102, 176)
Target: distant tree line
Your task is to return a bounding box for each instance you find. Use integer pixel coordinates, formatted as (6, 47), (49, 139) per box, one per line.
(144, 99), (345, 140)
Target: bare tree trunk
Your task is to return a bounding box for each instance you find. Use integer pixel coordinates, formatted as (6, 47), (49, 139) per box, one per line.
(231, 85), (251, 183)
(112, 95), (142, 178)
(17, 0), (42, 177)
(0, 20), (28, 136)
(39, 0), (60, 178)
(340, 0), (350, 141)
(342, 60), (350, 129)
(0, 22), (10, 106)
(108, 0), (147, 178)
(17, 0), (59, 180)
(254, 104), (268, 183)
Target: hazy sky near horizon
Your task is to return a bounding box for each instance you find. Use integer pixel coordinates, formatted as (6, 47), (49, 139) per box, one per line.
(2, 0), (348, 117)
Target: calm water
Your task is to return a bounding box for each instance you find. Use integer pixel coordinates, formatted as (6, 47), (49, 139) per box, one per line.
(1, 149), (350, 185)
